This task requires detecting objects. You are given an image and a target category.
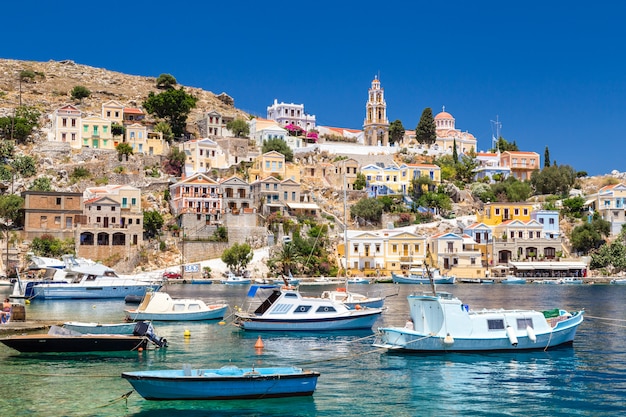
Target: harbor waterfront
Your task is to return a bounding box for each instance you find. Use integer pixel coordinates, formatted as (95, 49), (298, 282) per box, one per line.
(1, 283), (625, 416)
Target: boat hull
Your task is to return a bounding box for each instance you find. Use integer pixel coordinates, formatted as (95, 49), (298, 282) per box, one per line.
(391, 273), (455, 285)
(125, 305), (228, 321)
(236, 311), (381, 331)
(0, 335), (148, 353)
(122, 366), (319, 400)
(344, 299), (385, 310)
(63, 322), (137, 335)
(32, 283), (161, 299)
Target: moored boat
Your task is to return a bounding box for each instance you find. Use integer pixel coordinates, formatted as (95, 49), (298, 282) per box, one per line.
(501, 276), (527, 284)
(25, 256), (162, 300)
(124, 291), (228, 321)
(122, 365), (320, 400)
(234, 285), (383, 331)
(0, 321), (167, 353)
(320, 287), (384, 309)
(221, 271), (251, 285)
(374, 291), (584, 352)
(391, 268), (456, 285)
(63, 321), (138, 335)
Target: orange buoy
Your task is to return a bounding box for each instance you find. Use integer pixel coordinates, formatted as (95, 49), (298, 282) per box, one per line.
(254, 335), (264, 349)
(355, 304), (362, 310)
(138, 347), (143, 352)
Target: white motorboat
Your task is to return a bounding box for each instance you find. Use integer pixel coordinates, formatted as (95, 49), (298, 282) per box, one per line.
(234, 285), (383, 331)
(221, 271), (251, 285)
(319, 287), (385, 309)
(374, 291), (584, 352)
(125, 291), (229, 321)
(25, 255), (162, 300)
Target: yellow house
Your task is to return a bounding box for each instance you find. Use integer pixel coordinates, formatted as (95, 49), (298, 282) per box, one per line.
(146, 131), (169, 156)
(400, 163), (442, 185)
(338, 229), (426, 276)
(81, 115), (113, 149)
(476, 202), (534, 226)
(361, 163), (407, 195)
(101, 100), (124, 125)
(248, 151), (301, 182)
(428, 232), (485, 278)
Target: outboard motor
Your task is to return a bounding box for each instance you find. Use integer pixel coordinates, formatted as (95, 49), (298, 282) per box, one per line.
(133, 321), (167, 348)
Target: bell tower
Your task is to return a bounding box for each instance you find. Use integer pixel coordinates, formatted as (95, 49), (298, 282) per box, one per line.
(363, 75), (389, 146)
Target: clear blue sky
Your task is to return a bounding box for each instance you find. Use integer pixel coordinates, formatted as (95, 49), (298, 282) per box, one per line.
(3, 1), (626, 176)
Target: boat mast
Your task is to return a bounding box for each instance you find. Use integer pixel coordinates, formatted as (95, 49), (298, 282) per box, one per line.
(343, 161), (348, 280)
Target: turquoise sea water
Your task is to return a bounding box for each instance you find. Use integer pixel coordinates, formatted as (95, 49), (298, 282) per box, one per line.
(1, 283), (625, 416)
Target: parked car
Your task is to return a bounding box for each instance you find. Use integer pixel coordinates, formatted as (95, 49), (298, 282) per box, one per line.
(163, 271), (182, 280)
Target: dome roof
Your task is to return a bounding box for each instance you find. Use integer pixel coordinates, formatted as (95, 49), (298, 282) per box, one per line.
(435, 111), (453, 120)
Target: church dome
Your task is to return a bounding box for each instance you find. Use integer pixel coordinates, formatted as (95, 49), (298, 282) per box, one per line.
(435, 111), (453, 120)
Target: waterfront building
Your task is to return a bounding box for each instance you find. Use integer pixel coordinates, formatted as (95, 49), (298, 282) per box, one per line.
(169, 173), (222, 223)
(492, 219), (563, 263)
(338, 229), (426, 276)
(476, 202), (534, 226)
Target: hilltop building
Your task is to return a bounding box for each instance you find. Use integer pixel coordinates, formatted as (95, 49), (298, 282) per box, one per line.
(363, 76), (389, 146)
(266, 99), (316, 132)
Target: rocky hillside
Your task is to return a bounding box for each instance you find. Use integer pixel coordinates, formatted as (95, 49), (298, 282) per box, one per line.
(0, 58), (249, 127)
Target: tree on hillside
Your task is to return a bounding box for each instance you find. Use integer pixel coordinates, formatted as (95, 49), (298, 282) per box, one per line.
(221, 243), (253, 274)
(350, 198), (384, 225)
(353, 172), (366, 190)
(389, 119), (405, 145)
(492, 137), (519, 152)
(116, 142), (134, 161)
(418, 191), (452, 216)
(154, 121), (174, 143)
(544, 146), (551, 168)
(143, 210), (164, 239)
(590, 240), (626, 274)
(452, 139), (458, 163)
(490, 177), (532, 202)
(70, 85), (91, 102)
(0, 194), (24, 227)
(0, 106), (40, 144)
(570, 218), (610, 254)
(531, 164), (576, 196)
(156, 73), (177, 90)
(455, 151), (479, 184)
(415, 108), (437, 146)
(31, 234), (74, 258)
(143, 87), (198, 138)
(111, 123), (125, 137)
(29, 176), (52, 192)
(163, 147), (186, 176)
(262, 138), (293, 162)
(227, 119), (250, 138)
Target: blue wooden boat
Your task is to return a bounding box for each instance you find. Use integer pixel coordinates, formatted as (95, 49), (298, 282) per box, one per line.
(122, 365), (320, 400)
(501, 276), (527, 284)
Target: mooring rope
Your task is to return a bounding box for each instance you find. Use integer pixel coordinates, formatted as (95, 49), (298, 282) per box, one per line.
(584, 314), (626, 322)
(297, 346), (390, 366)
(307, 333), (377, 350)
